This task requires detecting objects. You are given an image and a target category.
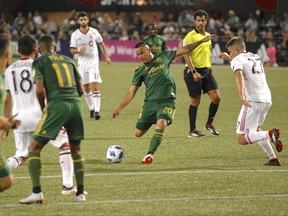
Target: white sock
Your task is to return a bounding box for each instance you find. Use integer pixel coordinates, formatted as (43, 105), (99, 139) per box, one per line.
(7, 156), (24, 170)
(92, 91), (101, 113)
(59, 149), (74, 188)
(85, 92), (94, 111)
(258, 139), (277, 160)
(245, 131), (270, 144)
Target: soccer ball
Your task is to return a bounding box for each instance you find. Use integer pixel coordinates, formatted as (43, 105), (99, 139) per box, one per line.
(106, 145), (124, 163)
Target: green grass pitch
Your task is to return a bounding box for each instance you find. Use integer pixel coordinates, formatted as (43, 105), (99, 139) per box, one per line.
(0, 62), (287, 215)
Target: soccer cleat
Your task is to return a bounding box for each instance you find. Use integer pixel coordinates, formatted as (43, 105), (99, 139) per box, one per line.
(19, 192), (44, 204)
(264, 158), (281, 166)
(269, 128), (283, 152)
(62, 186), (88, 196)
(90, 110), (94, 118)
(94, 112), (101, 120)
(141, 154), (153, 164)
(188, 129), (205, 138)
(204, 124), (220, 136)
(62, 186), (77, 195)
(76, 194), (86, 202)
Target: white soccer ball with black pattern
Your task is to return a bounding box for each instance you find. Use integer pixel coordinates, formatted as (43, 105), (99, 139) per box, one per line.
(106, 145), (124, 163)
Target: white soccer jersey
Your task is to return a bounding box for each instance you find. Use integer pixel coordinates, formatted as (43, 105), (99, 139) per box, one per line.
(70, 27), (103, 71)
(5, 58), (42, 132)
(230, 52), (271, 103)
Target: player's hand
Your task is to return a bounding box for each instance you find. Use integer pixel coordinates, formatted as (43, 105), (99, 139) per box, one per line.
(78, 46), (87, 54)
(241, 98), (251, 107)
(192, 72), (203, 81)
(106, 57), (111, 64)
(111, 110), (120, 120)
(219, 52), (231, 61)
(9, 114), (21, 129)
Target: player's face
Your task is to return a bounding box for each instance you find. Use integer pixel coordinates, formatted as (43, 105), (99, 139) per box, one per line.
(227, 45), (240, 59)
(135, 45), (152, 63)
(194, 15), (207, 32)
(78, 16), (89, 28)
(148, 25), (157, 37)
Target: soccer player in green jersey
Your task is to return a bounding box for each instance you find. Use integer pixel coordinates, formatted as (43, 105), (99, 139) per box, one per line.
(111, 35), (212, 164)
(143, 23), (167, 55)
(0, 34), (21, 192)
(19, 35), (85, 203)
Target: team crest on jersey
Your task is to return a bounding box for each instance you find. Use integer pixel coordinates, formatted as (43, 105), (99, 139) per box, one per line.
(89, 40), (93, 46)
(156, 57), (163, 63)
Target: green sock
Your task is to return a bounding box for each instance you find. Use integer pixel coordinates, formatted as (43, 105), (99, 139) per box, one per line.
(148, 129), (164, 154)
(72, 153), (84, 195)
(28, 152), (41, 192)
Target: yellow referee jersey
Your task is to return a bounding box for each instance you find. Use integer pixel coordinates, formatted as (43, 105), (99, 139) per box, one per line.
(183, 30), (211, 68)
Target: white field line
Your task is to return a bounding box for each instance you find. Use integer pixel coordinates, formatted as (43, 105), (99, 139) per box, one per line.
(14, 169), (288, 179)
(1, 194), (288, 208)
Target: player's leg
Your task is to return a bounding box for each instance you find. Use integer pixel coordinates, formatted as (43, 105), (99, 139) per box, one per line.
(90, 82), (101, 120)
(0, 151), (13, 192)
(204, 73), (221, 136)
(19, 138), (46, 204)
(184, 68), (203, 137)
(6, 131), (32, 170)
(83, 83), (94, 118)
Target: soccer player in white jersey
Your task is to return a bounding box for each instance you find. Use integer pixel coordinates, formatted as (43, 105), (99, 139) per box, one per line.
(219, 37), (283, 166)
(70, 11), (111, 120)
(3, 35), (77, 195)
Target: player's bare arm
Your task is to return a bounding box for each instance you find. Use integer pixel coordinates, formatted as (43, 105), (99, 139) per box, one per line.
(35, 79), (46, 110)
(111, 85), (139, 119)
(219, 52), (232, 61)
(176, 35), (213, 58)
(234, 69), (251, 107)
(99, 42), (111, 64)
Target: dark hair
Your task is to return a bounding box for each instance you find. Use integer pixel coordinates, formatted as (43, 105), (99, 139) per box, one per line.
(39, 34), (55, 44)
(77, 11), (88, 19)
(18, 35), (36, 56)
(0, 34), (10, 57)
(134, 41), (147, 49)
(193, 10), (208, 20)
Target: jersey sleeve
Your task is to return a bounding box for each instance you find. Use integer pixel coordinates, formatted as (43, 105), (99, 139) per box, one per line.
(231, 58), (243, 73)
(163, 50), (176, 63)
(132, 67), (143, 87)
(4, 68), (10, 91)
(95, 29), (103, 44)
(70, 32), (77, 49)
(32, 59), (43, 82)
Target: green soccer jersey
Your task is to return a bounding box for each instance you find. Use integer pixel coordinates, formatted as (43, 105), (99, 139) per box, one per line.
(143, 35), (167, 55)
(32, 52), (81, 102)
(132, 50), (177, 101)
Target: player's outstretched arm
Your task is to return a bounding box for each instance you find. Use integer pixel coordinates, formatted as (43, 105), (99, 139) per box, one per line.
(111, 85), (139, 120)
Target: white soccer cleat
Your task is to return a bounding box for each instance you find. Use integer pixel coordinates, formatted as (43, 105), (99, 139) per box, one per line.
(62, 186), (88, 196)
(19, 192), (44, 204)
(76, 193), (86, 202)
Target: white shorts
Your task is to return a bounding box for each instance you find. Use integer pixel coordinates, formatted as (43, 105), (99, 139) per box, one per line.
(236, 102), (271, 134)
(80, 67), (102, 85)
(14, 130), (69, 157)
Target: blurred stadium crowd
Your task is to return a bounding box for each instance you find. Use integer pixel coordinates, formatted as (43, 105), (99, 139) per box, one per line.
(1, 9), (287, 65)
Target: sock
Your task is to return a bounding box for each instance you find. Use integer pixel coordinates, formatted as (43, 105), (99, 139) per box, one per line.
(59, 148), (74, 188)
(189, 105), (198, 131)
(207, 102), (219, 125)
(148, 129), (164, 154)
(72, 153), (84, 196)
(28, 152), (42, 193)
(92, 91), (101, 113)
(7, 155), (24, 170)
(84, 92), (94, 111)
(245, 131), (270, 144)
(257, 139), (277, 160)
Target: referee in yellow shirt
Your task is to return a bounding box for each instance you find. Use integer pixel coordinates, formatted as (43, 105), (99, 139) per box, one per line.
(183, 10), (221, 138)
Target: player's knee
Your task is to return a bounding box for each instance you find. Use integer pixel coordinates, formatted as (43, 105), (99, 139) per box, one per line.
(236, 134), (248, 145)
(134, 130), (145, 137)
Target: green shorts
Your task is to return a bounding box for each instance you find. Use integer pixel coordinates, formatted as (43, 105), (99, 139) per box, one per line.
(136, 99), (176, 131)
(0, 151), (11, 178)
(33, 99), (84, 145)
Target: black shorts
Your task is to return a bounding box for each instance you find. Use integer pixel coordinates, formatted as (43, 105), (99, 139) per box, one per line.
(183, 67), (218, 97)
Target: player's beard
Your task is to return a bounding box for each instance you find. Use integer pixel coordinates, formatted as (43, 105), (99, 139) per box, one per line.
(80, 23), (88, 28)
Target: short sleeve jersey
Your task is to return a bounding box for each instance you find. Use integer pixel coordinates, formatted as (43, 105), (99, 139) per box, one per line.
(32, 52), (81, 102)
(132, 50), (176, 101)
(230, 52), (271, 103)
(0, 75), (5, 115)
(183, 30), (211, 68)
(143, 35), (167, 55)
(70, 27), (103, 71)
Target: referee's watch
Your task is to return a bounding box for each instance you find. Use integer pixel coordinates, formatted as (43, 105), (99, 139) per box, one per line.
(192, 69), (197, 74)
